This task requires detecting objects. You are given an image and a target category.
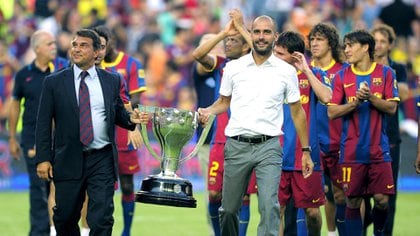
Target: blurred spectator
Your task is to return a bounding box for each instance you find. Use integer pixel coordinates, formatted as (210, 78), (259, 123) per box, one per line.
(165, 20), (196, 89)
(34, 0), (58, 19)
(77, 0), (107, 27)
(354, 0), (381, 30)
(126, 10), (147, 54)
(264, 0), (295, 32)
(378, 0), (418, 39)
(0, 39), (19, 134)
(8, 2), (36, 63)
(136, 33), (167, 94)
(37, 4), (66, 36)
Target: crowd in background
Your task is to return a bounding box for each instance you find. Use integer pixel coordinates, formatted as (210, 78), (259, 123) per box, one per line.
(0, 0), (419, 136)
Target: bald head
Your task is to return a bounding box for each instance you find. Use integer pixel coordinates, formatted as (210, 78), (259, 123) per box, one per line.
(30, 30), (54, 50)
(252, 15), (277, 32)
(30, 30), (57, 61)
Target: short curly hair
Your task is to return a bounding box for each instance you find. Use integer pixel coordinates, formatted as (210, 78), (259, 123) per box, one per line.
(308, 23), (343, 63)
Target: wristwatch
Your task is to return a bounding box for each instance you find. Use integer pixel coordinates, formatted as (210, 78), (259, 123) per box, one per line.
(302, 146), (312, 153)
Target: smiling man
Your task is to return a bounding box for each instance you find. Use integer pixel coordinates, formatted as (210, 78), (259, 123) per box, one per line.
(328, 30), (400, 236)
(198, 15), (313, 236)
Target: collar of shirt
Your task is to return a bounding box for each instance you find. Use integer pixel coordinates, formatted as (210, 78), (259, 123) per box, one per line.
(243, 52), (279, 67)
(73, 65), (97, 81)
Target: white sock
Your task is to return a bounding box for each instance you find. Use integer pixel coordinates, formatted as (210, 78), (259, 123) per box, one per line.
(50, 226), (56, 236)
(327, 231), (337, 236)
(81, 227), (90, 236)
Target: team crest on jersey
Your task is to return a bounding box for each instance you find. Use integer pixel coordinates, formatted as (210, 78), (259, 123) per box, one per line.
(299, 79), (309, 88)
(373, 77), (382, 86)
(374, 92), (383, 99)
(138, 69), (145, 78)
(323, 76), (331, 86)
(329, 73), (336, 80)
(300, 95), (309, 104)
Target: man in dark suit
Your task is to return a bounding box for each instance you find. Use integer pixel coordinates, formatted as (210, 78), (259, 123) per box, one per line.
(35, 29), (141, 235)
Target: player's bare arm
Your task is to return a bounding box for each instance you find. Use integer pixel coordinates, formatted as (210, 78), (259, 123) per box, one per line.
(8, 99), (22, 160)
(327, 99), (360, 120)
(289, 101), (314, 178)
(229, 9), (253, 49)
(356, 84), (398, 115)
(192, 20), (236, 74)
(198, 95), (231, 126)
(293, 52), (332, 104)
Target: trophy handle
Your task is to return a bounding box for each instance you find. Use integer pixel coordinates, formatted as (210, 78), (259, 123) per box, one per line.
(138, 105), (162, 162)
(179, 114), (215, 163)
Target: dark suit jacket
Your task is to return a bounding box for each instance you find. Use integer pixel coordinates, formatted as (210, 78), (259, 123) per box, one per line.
(35, 67), (135, 181)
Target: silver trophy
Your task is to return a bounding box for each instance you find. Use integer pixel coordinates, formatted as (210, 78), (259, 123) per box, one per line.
(135, 105), (214, 208)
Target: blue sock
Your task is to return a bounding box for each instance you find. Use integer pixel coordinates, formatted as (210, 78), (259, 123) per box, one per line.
(122, 196), (135, 236)
(209, 201), (221, 236)
(297, 208), (308, 236)
(336, 203), (346, 236)
(345, 207), (362, 236)
(372, 206), (388, 236)
(239, 200), (250, 236)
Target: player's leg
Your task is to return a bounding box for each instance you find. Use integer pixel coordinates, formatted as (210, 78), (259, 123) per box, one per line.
(368, 162), (395, 236)
(331, 184), (346, 236)
(278, 171), (294, 236)
(292, 171), (324, 236)
(197, 144), (214, 235)
(118, 151), (140, 236)
(239, 194), (251, 236)
(384, 144), (400, 236)
(341, 163), (367, 236)
(119, 174), (135, 236)
(327, 155), (347, 236)
(208, 143), (224, 236)
(296, 208), (307, 236)
(323, 174), (337, 236)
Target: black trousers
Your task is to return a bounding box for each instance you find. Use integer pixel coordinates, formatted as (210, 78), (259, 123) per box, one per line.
(53, 147), (115, 236)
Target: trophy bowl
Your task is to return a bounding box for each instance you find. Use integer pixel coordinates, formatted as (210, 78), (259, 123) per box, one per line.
(135, 105), (214, 208)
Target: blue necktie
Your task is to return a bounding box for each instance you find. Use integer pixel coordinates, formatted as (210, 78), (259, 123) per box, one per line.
(79, 71), (93, 145)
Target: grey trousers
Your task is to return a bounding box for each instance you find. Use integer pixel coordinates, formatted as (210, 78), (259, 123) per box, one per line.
(220, 137), (282, 236)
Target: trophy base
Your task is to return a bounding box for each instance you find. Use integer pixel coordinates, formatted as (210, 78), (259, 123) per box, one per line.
(135, 175), (197, 208)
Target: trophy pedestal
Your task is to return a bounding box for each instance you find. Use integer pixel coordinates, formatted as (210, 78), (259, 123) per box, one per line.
(135, 175), (197, 208)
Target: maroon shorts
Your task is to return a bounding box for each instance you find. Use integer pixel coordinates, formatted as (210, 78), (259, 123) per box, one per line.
(207, 143), (258, 194)
(208, 143), (225, 191)
(279, 171), (325, 208)
(339, 162), (395, 197)
(118, 150), (140, 174)
(321, 152), (343, 188)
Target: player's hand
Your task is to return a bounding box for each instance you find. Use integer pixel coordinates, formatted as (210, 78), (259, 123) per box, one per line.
(222, 20), (239, 37)
(37, 161), (53, 181)
(198, 107), (212, 127)
(9, 137), (22, 160)
(229, 9), (244, 28)
(127, 127), (143, 149)
(130, 108), (150, 125)
(356, 81), (371, 101)
(301, 152), (314, 178)
(415, 154), (420, 174)
(292, 52), (310, 73)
